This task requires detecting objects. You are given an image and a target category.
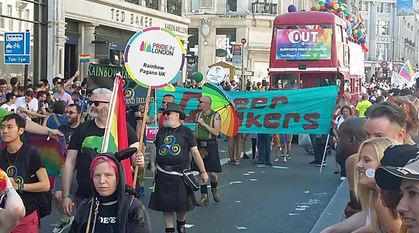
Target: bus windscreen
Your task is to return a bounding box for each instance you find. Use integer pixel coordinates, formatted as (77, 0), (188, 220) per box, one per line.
(276, 28), (332, 60)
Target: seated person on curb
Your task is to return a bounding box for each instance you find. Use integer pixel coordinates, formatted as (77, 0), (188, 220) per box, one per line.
(321, 138), (402, 233)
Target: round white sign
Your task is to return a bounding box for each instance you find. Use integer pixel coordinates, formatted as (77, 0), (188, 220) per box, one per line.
(206, 66), (226, 84)
(124, 27), (185, 89)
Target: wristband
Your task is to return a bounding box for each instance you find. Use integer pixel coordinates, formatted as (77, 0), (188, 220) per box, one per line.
(17, 182), (23, 192)
(48, 128), (51, 136)
(63, 195), (71, 199)
(199, 171), (206, 174)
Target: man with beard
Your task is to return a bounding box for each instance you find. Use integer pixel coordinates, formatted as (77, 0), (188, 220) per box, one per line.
(61, 88), (144, 217)
(336, 117), (368, 217)
(52, 104), (82, 233)
(194, 95), (222, 206)
(149, 102), (208, 233)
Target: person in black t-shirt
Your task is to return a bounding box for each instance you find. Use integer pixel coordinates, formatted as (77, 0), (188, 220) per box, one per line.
(53, 104), (82, 233)
(0, 114), (50, 232)
(61, 88), (143, 217)
(149, 103), (208, 233)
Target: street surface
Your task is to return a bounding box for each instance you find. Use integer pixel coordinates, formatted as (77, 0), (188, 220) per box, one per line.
(41, 138), (343, 233)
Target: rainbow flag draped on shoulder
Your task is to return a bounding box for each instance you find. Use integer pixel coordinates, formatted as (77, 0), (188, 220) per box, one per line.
(102, 75), (133, 187)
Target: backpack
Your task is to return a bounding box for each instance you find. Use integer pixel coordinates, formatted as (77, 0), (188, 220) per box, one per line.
(24, 146), (52, 218)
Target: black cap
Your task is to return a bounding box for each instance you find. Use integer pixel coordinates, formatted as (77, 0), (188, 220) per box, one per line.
(375, 144), (419, 191)
(163, 102), (185, 120)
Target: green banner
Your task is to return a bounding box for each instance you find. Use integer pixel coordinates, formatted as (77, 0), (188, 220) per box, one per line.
(151, 86), (338, 134)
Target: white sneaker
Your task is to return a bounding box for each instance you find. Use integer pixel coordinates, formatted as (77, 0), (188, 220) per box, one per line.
(274, 157), (279, 162)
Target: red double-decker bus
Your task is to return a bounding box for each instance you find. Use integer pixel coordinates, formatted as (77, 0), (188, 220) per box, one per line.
(269, 11), (364, 105)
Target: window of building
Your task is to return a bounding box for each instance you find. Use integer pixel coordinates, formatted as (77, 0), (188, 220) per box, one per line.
(385, 3), (391, 13)
(145, 0), (159, 10)
(227, 0), (237, 12)
(377, 42), (389, 60)
(167, 0), (181, 16)
(377, 21), (389, 36)
(377, 3), (383, 13)
(216, 28), (236, 62)
(201, 0), (213, 8)
(7, 4), (12, 30)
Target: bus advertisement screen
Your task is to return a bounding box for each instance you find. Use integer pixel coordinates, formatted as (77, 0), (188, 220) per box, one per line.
(276, 28), (332, 60)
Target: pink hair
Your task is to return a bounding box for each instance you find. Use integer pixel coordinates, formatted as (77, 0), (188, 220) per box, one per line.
(90, 155), (119, 181)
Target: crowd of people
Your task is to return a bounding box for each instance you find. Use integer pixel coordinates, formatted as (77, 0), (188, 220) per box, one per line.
(3, 71), (419, 233)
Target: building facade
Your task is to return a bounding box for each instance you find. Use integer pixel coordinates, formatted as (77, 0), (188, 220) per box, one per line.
(186, 0), (316, 86)
(59, 0), (190, 82)
(348, 0), (419, 81)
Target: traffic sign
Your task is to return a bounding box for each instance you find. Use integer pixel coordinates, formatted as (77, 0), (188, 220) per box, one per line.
(241, 38), (247, 45)
(380, 61), (388, 68)
(4, 32), (31, 64)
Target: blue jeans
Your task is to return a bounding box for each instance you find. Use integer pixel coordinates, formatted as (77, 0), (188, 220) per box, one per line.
(257, 134), (272, 163)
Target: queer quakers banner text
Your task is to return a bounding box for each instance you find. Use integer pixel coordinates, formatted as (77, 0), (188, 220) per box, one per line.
(152, 86), (338, 134)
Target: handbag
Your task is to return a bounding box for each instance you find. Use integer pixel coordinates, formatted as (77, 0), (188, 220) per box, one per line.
(182, 169), (199, 191)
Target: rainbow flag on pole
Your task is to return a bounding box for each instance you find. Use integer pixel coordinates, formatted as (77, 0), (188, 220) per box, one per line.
(399, 60), (414, 82)
(102, 75), (133, 186)
(79, 54), (91, 63)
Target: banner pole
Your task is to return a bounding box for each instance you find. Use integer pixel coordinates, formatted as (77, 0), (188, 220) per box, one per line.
(133, 87), (151, 187)
(319, 134), (330, 173)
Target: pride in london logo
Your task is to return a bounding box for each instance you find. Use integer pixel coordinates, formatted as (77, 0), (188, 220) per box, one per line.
(140, 41), (174, 56)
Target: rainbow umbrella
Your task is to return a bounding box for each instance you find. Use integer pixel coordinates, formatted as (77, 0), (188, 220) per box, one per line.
(202, 83), (239, 137)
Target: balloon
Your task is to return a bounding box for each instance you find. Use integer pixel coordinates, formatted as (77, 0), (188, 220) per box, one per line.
(319, 1), (324, 5)
(330, 1), (335, 6)
(359, 38), (365, 44)
(337, 8), (342, 12)
(326, 0), (331, 2)
(325, 2), (331, 8)
(311, 6), (316, 11)
(316, 4), (321, 10)
(334, 4), (339, 9)
(343, 9), (347, 14)
(288, 4), (297, 12)
(194, 72), (203, 83)
(320, 4), (326, 10)
(357, 30), (362, 36)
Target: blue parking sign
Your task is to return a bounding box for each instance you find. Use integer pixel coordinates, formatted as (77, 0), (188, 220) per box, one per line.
(4, 32), (31, 64)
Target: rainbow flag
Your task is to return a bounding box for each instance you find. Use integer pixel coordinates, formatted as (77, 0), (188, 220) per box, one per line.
(358, 13), (364, 23)
(79, 54), (91, 63)
(102, 75), (133, 186)
(25, 134), (67, 176)
(399, 60), (414, 82)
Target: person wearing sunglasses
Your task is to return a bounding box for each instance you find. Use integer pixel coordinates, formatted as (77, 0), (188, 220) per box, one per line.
(61, 88), (144, 219)
(136, 94), (175, 129)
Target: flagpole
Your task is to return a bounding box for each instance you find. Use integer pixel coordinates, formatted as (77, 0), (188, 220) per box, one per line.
(133, 87), (151, 187)
(101, 76), (120, 153)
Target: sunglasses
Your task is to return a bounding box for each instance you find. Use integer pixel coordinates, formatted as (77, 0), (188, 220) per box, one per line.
(162, 101), (167, 104)
(163, 112), (178, 116)
(199, 100), (208, 104)
(90, 101), (110, 107)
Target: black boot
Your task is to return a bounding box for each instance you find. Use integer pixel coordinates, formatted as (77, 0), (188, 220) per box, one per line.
(177, 220), (186, 233)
